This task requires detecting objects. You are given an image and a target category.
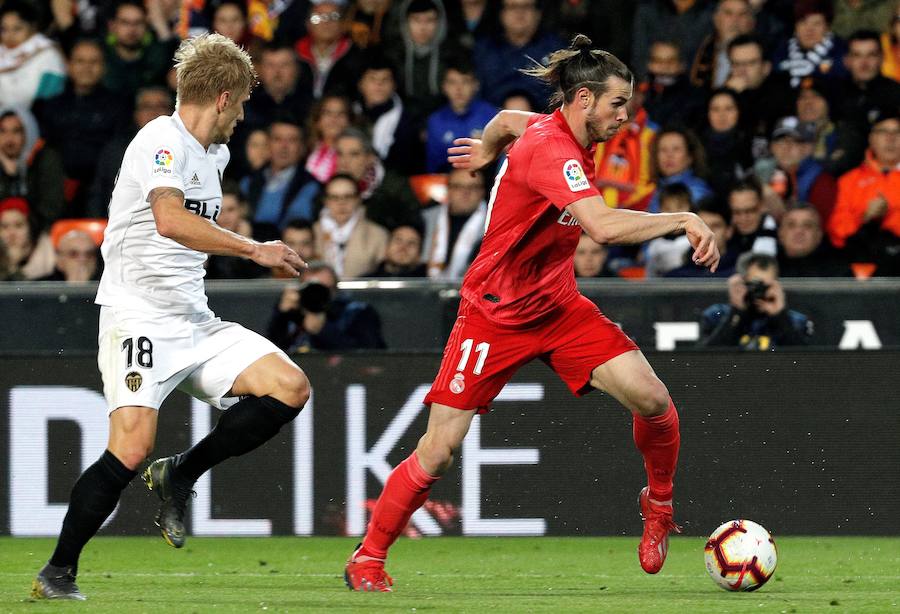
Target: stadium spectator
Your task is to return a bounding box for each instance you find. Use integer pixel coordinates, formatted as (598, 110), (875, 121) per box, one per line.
(240, 44), (314, 140)
(0, 1), (66, 109)
(573, 232), (614, 278)
(727, 177), (779, 256)
(353, 55), (421, 174)
(295, 0), (364, 99)
(267, 260), (387, 351)
(543, 0), (635, 61)
(282, 218), (319, 264)
(645, 183), (694, 278)
(305, 95), (352, 183)
(755, 116), (838, 223)
(0, 196), (55, 279)
(345, 0), (392, 49)
(666, 201), (737, 277)
(724, 34), (795, 156)
(366, 224), (429, 277)
(0, 108), (64, 232)
(87, 86), (174, 217)
(502, 90), (537, 112)
(425, 61), (497, 173)
(689, 0), (755, 90)
(334, 128), (422, 229)
(37, 229), (101, 282)
(592, 86), (657, 210)
(385, 0), (457, 121)
(701, 87), (753, 197)
(205, 183), (268, 279)
(631, 0), (715, 81)
(881, 3), (900, 80)
(314, 173), (389, 277)
(49, 0), (106, 52)
(699, 252), (813, 350)
(777, 203), (853, 277)
(473, 0), (565, 107)
(210, 1), (251, 49)
(832, 0), (897, 38)
(242, 117), (321, 238)
(238, 128), (272, 179)
(101, 0), (176, 101)
(421, 168), (486, 278)
(773, 0), (849, 88)
(145, 0), (210, 41)
(647, 127), (712, 213)
(794, 76), (842, 167)
(641, 40), (705, 128)
(449, 0), (500, 50)
(828, 108), (900, 273)
(33, 39), (129, 216)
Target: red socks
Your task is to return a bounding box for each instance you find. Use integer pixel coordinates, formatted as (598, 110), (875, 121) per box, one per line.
(359, 452), (439, 560)
(632, 399), (680, 504)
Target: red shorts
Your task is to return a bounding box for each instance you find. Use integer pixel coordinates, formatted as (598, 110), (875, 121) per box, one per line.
(424, 294), (639, 413)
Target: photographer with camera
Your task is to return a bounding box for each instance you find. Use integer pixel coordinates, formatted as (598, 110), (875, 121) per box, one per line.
(266, 261), (386, 352)
(698, 252), (812, 350)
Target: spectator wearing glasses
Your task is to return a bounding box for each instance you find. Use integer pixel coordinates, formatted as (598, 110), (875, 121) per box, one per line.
(727, 177), (778, 257)
(295, 0), (364, 99)
(37, 229), (101, 282)
(421, 168), (487, 279)
(314, 173), (389, 277)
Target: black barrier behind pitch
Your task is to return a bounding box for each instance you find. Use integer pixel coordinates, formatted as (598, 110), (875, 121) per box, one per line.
(1, 352), (898, 537)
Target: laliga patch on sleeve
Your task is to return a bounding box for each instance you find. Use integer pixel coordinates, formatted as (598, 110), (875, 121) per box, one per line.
(563, 159), (590, 192)
(152, 148), (174, 174)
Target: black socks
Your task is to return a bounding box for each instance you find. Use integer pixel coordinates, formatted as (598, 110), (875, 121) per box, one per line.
(173, 396), (303, 483)
(49, 450), (137, 569)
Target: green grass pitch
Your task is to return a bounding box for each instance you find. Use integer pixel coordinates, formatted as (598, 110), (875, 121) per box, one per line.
(2, 536), (898, 613)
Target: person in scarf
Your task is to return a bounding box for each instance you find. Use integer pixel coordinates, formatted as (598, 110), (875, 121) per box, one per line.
(0, 1), (66, 109)
(421, 168), (486, 279)
(772, 0), (849, 88)
(305, 95), (352, 183)
(689, 0), (756, 91)
(295, 0), (364, 99)
(314, 173), (389, 277)
(699, 87), (753, 198)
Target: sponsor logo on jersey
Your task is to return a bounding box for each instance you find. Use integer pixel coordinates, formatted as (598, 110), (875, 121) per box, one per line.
(557, 208), (581, 227)
(563, 159), (590, 192)
(125, 371), (143, 392)
(189, 172), (201, 186)
(153, 149), (174, 175)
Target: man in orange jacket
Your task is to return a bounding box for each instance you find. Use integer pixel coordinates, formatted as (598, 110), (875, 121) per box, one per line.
(828, 108), (900, 274)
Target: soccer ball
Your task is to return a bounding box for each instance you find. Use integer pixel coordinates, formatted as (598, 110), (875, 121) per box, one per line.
(704, 519), (777, 591)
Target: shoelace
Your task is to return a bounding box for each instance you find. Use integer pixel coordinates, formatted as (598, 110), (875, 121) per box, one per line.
(353, 560), (394, 590)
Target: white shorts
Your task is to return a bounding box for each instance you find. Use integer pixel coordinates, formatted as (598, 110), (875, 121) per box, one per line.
(97, 306), (284, 413)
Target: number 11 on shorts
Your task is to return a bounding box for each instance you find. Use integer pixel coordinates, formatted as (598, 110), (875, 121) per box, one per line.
(457, 338), (490, 375)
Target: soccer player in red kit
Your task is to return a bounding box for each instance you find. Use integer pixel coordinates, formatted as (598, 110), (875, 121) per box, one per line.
(344, 35), (720, 592)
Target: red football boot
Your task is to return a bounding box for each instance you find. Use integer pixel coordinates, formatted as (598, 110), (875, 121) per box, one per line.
(344, 544), (394, 592)
(638, 487), (682, 574)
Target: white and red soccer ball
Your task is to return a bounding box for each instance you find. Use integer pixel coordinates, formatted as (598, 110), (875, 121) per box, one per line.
(704, 519), (778, 591)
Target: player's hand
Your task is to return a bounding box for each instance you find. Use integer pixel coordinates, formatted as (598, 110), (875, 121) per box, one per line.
(727, 274), (748, 311)
(864, 194), (888, 222)
(683, 213), (721, 272)
(278, 286), (301, 313)
(754, 279), (785, 316)
(251, 241), (307, 277)
(448, 138), (492, 173)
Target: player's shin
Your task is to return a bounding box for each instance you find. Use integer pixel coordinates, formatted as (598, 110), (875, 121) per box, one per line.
(49, 450), (137, 568)
(173, 395), (303, 483)
(359, 452), (439, 560)
(632, 398), (680, 504)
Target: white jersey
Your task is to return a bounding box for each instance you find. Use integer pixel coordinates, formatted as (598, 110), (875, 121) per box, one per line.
(96, 112), (230, 314)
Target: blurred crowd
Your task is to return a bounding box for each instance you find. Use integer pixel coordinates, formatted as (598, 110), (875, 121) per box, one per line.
(1, 0), (900, 285)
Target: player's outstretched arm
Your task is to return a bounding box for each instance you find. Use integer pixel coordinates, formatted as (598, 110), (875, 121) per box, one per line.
(448, 110), (535, 171)
(569, 195), (720, 272)
(149, 187), (306, 277)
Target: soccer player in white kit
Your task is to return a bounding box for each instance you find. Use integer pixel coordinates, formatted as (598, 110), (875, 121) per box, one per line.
(31, 34), (309, 600)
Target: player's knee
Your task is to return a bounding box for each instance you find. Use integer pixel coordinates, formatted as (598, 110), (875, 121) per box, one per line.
(634, 381), (670, 417)
(114, 444), (153, 471)
(274, 368), (310, 410)
(415, 435), (455, 476)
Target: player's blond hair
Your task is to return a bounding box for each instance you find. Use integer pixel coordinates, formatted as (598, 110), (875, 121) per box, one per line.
(173, 33), (257, 106)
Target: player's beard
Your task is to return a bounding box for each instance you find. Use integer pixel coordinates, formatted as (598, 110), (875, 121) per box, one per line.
(586, 113), (622, 144)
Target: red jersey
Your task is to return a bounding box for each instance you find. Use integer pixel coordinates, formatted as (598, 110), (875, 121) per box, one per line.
(460, 110), (601, 326)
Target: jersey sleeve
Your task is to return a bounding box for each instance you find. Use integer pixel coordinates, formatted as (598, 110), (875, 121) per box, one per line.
(137, 131), (188, 203)
(526, 136), (600, 210)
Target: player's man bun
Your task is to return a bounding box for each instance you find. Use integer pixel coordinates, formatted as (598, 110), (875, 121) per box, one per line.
(522, 34), (633, 108)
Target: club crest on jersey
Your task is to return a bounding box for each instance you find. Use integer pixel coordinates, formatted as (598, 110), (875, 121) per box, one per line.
(450, 373), (465, 394)
(125, 371), (143, 392)
(153, 149), (173, 175)
(563, 159), (590, 192)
